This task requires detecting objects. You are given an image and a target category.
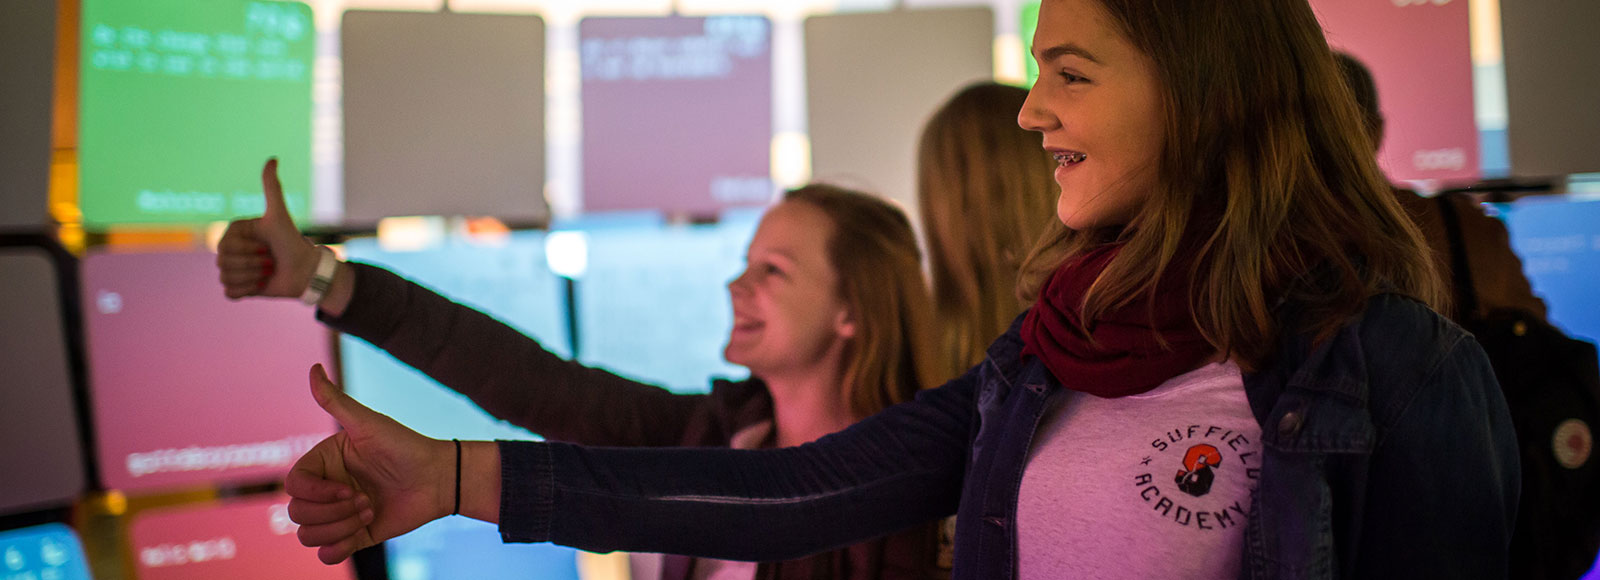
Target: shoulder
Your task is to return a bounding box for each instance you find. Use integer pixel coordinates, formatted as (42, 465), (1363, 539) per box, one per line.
(1352, 294), (1486, 422)
(981, 311), (1031, 372)
(1355, 294), (1469, 361)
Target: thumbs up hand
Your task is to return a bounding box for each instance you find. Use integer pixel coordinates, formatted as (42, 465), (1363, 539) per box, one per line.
(286, 365), (455, 565)
(218, 158), (320, 300)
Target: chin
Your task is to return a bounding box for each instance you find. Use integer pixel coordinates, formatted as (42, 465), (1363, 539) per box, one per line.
(1057, 207), (1091, 231)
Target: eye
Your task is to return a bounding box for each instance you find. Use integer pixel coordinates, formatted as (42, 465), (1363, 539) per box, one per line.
(763, 263), (784, 276)
(1059, 71), (1089, 84)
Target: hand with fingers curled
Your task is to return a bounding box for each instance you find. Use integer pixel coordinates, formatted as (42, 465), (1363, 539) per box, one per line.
(216, 158), (323, 301)
(288, 364), (457, 565)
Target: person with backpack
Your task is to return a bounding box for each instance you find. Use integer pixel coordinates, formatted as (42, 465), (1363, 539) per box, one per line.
(1338, 50), (1600, 580)
(1331, 51), (1546, 322)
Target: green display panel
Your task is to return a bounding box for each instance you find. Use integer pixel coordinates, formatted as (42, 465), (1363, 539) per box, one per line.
(79, 0), (313, 227)
(1021, 1), (1039, 87)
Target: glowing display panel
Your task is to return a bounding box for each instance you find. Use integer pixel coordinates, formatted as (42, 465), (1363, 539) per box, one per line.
(128, 494), (351, 579)
(0, 523), (92, 580)
(574, 220), (755, 394)
(580, 16), (773, 214)
(81, 251), (334, 493)
(1493, 198), (1600, 343)
(341, 11), (548, 224)
(384, 518), (579, 580)
(78, 0), (313, 227)
(805, 8), (993, 236)
(0, 248), (87, 514)
(0, 1), (56, 229)
(1310, 0), (1479, 181)
(338, 234), (581, 580)
(339, 233), (569, 440)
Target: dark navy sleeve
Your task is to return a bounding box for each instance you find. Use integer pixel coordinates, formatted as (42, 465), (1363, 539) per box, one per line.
(496, 361), (981, 561)
(1354, 332), (1520, 578)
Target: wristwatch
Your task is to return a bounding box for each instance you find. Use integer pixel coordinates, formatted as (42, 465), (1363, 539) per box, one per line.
(299, 245), (339, 306)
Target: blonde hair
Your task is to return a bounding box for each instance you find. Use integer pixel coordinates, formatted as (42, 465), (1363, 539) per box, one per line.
(1016, 0), (1442, 370)
(917, 82), (1059, 378)
(785, 185), (945, 417)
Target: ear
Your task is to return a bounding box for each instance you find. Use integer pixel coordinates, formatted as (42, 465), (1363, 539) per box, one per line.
(834, 306), (857, 340)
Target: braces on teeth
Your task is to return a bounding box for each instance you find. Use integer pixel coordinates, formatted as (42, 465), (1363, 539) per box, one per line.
(1055, 152), (1087, 163)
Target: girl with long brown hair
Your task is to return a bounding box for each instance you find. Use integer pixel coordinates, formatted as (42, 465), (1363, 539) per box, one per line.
(218, 181), (948, 579)
(277, 0), (1518, 577)
(917, 82), (1059, 379)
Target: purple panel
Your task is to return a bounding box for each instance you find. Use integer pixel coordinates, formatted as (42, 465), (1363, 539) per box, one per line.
(580, 15), (773, 214)
(0, 248), (87, 514)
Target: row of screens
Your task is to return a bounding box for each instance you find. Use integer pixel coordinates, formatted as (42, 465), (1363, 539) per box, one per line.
(5, 197), (1597, 577)
(3, 217), (757, 510)
(0, 497), (355, 580)
(0, 504), (584, 580)
(1, 219), (754, 578)
(3, 1), (995, 229)
(20, 196), (1590, 507)
(4, 0), (1505, 231)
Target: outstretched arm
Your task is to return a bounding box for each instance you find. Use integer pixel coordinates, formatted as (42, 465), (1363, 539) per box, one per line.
(218, 159), (719, 447)
(495, 364), (978, 561)
(290, 361), (981, 565)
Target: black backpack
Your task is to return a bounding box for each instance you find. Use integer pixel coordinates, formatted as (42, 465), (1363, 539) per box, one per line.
(1437, 194), (1600, 580)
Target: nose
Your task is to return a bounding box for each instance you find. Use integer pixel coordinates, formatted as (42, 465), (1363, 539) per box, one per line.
(728, 268), (753, 297)
(1017, 83), (1056, 133)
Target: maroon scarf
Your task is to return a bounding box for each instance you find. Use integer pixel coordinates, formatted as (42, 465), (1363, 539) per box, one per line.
(1020, 243), (1213, 398)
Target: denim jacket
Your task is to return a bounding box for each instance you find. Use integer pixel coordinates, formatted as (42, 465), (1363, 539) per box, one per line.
(498, 294), (1520, 579)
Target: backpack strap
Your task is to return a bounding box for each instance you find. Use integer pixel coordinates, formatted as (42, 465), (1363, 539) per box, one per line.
(1434, 192), (1481, 320)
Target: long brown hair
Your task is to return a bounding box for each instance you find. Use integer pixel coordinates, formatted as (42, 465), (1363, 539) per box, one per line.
(1016, 0), (1442, 370)
(785, 185), (944, 418)
(918, 82), (1060, 378)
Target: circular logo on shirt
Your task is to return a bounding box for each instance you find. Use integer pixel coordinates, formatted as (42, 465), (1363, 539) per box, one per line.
(1131, 424), (1261, 531)
(1553, 419), (1592, 470)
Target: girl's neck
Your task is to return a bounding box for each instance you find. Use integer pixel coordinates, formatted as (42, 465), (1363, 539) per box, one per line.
(760, 364), (857, 449)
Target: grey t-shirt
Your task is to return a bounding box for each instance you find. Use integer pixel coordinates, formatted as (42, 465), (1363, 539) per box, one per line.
(1017, 361), (1260, 579)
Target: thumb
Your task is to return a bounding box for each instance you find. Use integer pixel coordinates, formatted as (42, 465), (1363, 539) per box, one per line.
(261, 158), (297, 228)
(309, 363), (367, 428)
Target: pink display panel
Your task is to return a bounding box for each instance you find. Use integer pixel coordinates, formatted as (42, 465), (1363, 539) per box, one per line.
(1311, 0), (1478, 181)
(81, 251), (335, 493)
(129, 493), (352, 579)
(580, 15), (773, 214)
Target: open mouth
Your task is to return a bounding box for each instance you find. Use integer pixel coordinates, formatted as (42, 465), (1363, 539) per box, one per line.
(732, 316), (764, 332)
(1054, 151), (1088, 166)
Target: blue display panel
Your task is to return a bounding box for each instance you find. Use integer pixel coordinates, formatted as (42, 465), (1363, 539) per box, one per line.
(1493, 197), (1600, 343)
(0, 523), (93, 580)
(385, 518), (577, 580)
(572, 219), (757, 394)
(338, 232), (578, 579)
(1490, 196), (1600, 579)
(339, 232), (569, 440)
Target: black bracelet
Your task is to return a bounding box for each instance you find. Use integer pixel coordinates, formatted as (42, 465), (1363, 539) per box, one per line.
(452, 439), (462, 516)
